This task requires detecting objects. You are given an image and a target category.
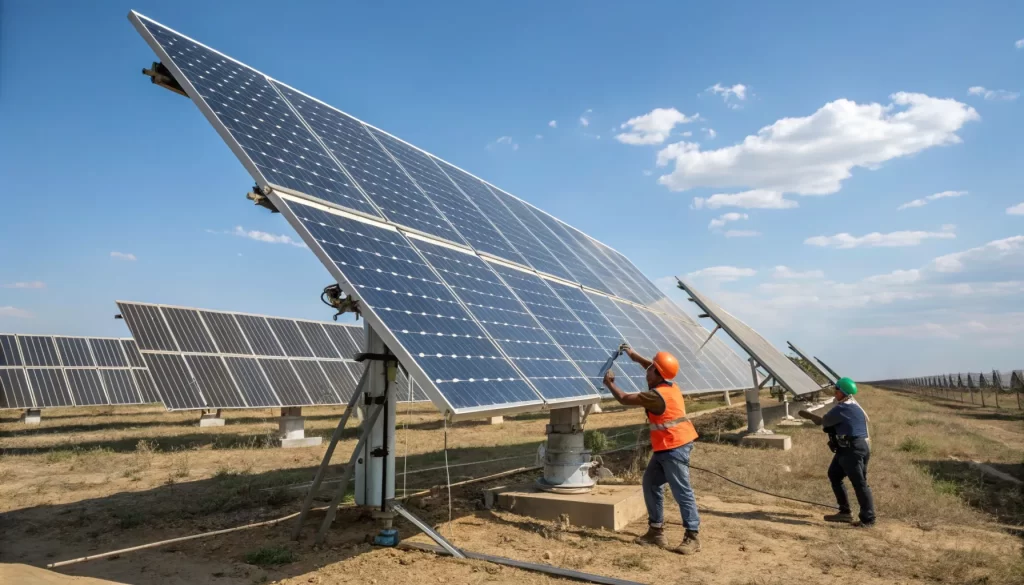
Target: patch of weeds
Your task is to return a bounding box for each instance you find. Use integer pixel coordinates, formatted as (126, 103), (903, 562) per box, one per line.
(898, 436), (929, 454)
(584, 429), (608, 454)
(171, 449), (192, 479)
(933, 479), (962, 496)
(613, 552), (651, 571)
(45, 449), (77, 464)
(123, 440), (155, 481)
(559, 551), (594, 570)
(244, 546), (296, 566)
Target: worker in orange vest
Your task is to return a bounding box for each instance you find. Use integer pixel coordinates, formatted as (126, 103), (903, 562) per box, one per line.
(603, 345), (701, 555)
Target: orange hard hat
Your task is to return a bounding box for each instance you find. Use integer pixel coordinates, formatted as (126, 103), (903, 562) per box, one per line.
(651, 351), (679, 380)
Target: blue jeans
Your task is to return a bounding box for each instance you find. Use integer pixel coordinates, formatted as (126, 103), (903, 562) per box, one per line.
(642, 442), (700, 532)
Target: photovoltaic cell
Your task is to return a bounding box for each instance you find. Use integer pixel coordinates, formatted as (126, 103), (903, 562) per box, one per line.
(90, 338), (128, 368)
(133, 369), (162, 403)
(122, 339), (146, 368)
(162, 307), (217, 353)
(291, 360), (339, 404)
(325, 324), (361, 358)
(235, 314), (285, 356)
(555, 222), (643, 303)
(0, 335), (21, 366)
(119, 303), (177, 351)
(28, 369), (72, 407)
(224, 357), (281, 407)
(137, 18), (380, 218)
(0, 369), (34, 408)
(259, 358), (312, 406)
(184, 355), (246, 407)
(66, 369), (108, 406)
(19, 336), (60, 366)
(273, 83), (462, 242)
(296, 321), (339, 359)
(200, 311), (252, 355)
(267, 318), (314, 358)
(412, 239), (596, 401)
(319, 360), (357, 402)
(103, 369), (142, 404)
(523, 207), (627, 298)
(285, 200), (542, 411)
(56, 337), (95, 367)
(143, 353), (204, 410)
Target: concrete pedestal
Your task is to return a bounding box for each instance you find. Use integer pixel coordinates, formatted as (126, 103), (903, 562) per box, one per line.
(277, 407), (322, 449)
(20, 409), (41, 425)
(739, 434), (792, 450)
(490, 484), (645, 531)
(489, 416), (504, 425)
(198, 410), (224, 427)
(537, 407), (594, 492)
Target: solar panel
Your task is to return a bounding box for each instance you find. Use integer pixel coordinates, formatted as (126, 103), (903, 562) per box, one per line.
(786, 342), (837, 384)
(116, 301), (401, 410)
(129, 12), (754, 417)
(0, 334), (154, 409)
(814, 356), (842, 382)
(678, 279), (823, 396)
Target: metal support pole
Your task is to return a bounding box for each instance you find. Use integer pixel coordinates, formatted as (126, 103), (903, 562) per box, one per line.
(315, 403), (384, 544)
(723, 390), (732, 406)
(746, 358), (765, 434)
(291, 366), (370, 540)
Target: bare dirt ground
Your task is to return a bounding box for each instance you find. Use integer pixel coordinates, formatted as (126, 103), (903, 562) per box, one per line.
(1, 386), (1021, 585)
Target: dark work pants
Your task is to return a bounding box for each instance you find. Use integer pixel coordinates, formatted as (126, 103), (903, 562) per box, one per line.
(827, 439), (875, 524)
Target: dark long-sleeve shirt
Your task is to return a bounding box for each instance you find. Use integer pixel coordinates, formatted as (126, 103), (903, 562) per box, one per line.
(821, 400), (869, 438)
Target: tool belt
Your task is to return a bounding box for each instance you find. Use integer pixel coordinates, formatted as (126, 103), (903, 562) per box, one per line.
(649, 416), (691, 431)
(828, 434), (865, 452)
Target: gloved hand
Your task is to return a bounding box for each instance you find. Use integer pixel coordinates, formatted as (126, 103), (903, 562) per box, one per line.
(618, 342), (631, 354)
(603, 370), (615, 387)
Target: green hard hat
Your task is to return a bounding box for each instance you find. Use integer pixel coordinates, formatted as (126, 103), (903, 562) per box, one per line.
(836, 377), (857, 395)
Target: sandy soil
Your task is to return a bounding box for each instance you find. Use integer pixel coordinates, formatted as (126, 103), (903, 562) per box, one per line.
(1, 388), (1021, 584)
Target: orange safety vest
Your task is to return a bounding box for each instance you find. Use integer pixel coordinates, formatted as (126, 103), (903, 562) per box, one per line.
(647, 382), (698, 452)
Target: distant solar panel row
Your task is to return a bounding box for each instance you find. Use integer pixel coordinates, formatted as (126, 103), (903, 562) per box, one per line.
(117, 302), (426, 410)
(0, 334), (157, 409)
(879, 371), (1023, 391)
(130, 13), (753, 418)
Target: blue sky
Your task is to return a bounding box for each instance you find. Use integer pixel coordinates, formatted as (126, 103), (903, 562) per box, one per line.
(1, 1), (1022, 380)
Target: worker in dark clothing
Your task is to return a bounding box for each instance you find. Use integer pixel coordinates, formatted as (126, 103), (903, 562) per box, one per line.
(799, 377), (875, 527)
(603, 345), (701, 555)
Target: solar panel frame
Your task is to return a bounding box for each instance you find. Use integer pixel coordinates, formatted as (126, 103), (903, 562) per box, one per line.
(27, 368), (73, 407)
(101, 369), (143, 405)
(66, 369), (109, 406)
(787, 341), (837, 384)
(18, 335), (61, 367)
(0, 369), (35, 409)
(678, 279), (822, 396)
(0, 335), (21, 367)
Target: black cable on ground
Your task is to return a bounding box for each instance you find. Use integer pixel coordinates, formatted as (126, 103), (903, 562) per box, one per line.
(687, 464), (840, 510)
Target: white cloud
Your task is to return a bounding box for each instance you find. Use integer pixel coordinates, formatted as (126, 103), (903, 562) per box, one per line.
(535, 134), (543, 140)
(1016, 39), (1024, 49)
(863, 269), (922, 285)
(773, 266), (825, 280)
(642, 170), (653, 177)
(897, 190), (968, 210)
(656, 92), (979, 196)
(110, 251), (137, 261)
(488, 136), (519, 151)
(931, 235), (1024, 273)
(692, 189), (798, 210)
(548, 120), (557, 128)
(967, 86), (1020, 101)
(851, 313), (1024, 341)
(1007, 202), (1024, 215)
(706, 83), (748, 108)
(724, 230), (761, 238)
(615, 108), (699, 145)
(850, 322), (960, 340)
(682, 131), (692, 137)
(708, 212), (748, 229)
(0, 306), (33, 319)
(579, 109), (592, 127)
(687, 266), (757, 282)
(805, 225), (956, 249)
(228, 226), (307, 248)
(2, 281), (46, 289)
(703, 128), (716, 139)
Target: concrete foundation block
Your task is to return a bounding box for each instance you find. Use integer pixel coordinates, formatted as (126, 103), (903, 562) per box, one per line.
(489, 416), (504, 425)
(740, 433), (792, 450)
(198, 417), (226, 427)
(494, 484), (646, 531)
(776, 419), (806, 427)
(278, 436), (323, 449)
(278, 416), (308, 440)
(20, 409), (41, 425)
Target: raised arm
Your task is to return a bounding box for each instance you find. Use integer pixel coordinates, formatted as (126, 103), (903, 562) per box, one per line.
(622, 345), (652, 370)
(602, 370), (647, 407)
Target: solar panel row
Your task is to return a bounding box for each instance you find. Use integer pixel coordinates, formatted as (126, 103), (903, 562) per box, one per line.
(0, 334), (157, 409)
(117, 302), (426, 410)
(130, 13), (754, 418)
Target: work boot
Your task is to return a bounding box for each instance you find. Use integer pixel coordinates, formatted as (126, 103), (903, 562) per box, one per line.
(673, 530), (701, 555)
(823, 512), (854, 523)
(633, 525), (667, 547)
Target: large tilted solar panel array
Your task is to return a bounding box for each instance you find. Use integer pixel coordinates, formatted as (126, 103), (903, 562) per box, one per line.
(0, 334), (159, 409)
(117, 302), (426, 410)
(786, 342), (838, 384)
(678, 279), (825, 396)
(129, 13), (753, 418)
